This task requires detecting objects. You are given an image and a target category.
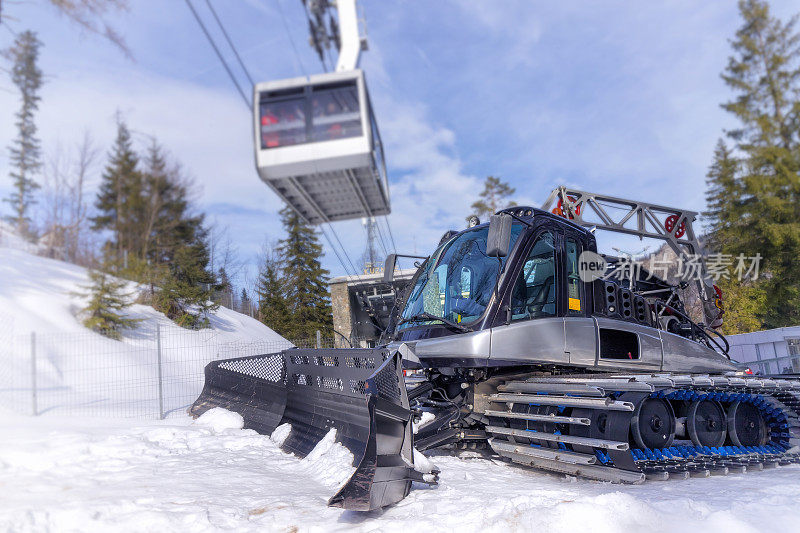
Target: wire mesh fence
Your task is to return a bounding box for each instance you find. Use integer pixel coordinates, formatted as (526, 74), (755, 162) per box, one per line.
(0, 321), (343, 420)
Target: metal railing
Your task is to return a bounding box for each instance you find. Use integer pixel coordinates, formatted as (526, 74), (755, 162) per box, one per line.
(0, 322), (346, 420)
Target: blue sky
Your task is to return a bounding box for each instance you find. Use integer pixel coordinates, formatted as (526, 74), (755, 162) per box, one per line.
(1, 0), (797, 287)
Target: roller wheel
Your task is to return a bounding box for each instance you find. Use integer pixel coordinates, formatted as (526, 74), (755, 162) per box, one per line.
(631, 398), (675, 449)
(570, 408), (608, 454)
(727, 401), (768, 447)
(687, 400), (727, 447)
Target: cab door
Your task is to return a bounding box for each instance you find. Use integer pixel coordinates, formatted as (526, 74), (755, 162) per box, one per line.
(490, 229), (569, 365)
(562, 234), (598, 367)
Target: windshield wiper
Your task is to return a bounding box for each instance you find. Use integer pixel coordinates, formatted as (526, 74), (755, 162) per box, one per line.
(398, 312), (471, 332)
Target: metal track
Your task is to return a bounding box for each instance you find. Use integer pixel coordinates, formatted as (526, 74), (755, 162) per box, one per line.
(485, 373), (800, 483)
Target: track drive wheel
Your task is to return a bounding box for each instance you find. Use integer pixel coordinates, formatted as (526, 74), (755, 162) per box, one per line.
(727, 401), (768, 447)
(631, 397), (676, 449)
(570, 408), (609, 454)
(686, 400), (727, 447)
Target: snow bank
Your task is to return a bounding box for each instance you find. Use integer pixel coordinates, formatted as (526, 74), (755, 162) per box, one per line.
(2, 409), (800, 532)
(270, 423), (292, 446)
(300, 428), (356, 491)
(193, 407), (245, 433)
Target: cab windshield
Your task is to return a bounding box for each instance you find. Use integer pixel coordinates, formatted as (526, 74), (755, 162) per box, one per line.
(399, 224), (523, 329)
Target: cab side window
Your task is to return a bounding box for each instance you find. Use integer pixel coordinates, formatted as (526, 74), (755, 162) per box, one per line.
(510, 232), (556, 321)
(566, 238), (584, 316)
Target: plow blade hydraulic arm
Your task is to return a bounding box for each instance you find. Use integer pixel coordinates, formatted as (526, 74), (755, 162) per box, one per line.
(190, 348), (434, 511)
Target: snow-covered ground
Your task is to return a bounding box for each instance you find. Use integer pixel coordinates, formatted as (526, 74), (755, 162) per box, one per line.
(0, 224), (291, 419)
(3, 229), (800, 532)
(2, 406), (800, 533)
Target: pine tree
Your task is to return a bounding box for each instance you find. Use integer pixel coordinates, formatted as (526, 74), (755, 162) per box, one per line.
(255, 252), (292, 336)
(142, 145), (214, 328)
(277, 207), (333, 339)
(80, 269), (139, 339)
(215, 267), (233, 308)
(140, 141), (200, 267)
(240, 287), (253, 316)
(91, 119), (141, 266)
(704, 140), (742, 251)
(3, 31), (43, 238)
(717, 277), (768, 335)
(154, 238), (218, 329)
(704, 140), (767, 332)
(140, 141), (169, 264)
(713, 0), (800, 328)
(722, 0), (800, 150)
(469, 176), (516, 220)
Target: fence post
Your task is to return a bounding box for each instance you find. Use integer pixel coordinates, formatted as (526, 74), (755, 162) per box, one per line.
(30, 332), (37, 416)
(316, 329), (322, 349)
(156, 324), (165, 420)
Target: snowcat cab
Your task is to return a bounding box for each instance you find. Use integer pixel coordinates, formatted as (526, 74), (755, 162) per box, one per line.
(387, 205), (731, 373)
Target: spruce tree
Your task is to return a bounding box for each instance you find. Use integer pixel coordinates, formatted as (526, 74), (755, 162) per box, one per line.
(704, 140), (741, 251)
(80, 269), (139, 339)
(716, 277), (768, 335)
(240, 287), (253, 316)
(469, 176), (516, 220)
(139, 141), (169, 264)
(91, 119), (140, 266)
(704, 140), (766, 334)
(154, 238), (218, 329)
(3, 30), (43, 238)
(712, 0), (800, 328)
(140, 141), (200, 266)
(277, 207), (333, 339)
(143, 146), (215, 328)
(255, 252), (292, 336)
(215, 267), (233, 308)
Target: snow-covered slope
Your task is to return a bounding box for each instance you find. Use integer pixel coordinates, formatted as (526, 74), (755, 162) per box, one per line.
(0, 225), (281, 341)
(1, 407), (799, 533)
(0, 229), (291, 418)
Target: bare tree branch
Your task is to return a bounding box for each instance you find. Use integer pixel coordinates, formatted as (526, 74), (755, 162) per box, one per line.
(46, 0), (132, 59)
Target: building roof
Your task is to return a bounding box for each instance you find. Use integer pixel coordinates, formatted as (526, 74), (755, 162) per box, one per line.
(330, 268), (417, 286)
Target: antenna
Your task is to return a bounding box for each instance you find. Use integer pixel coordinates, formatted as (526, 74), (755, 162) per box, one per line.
(362, 217), (379, 273)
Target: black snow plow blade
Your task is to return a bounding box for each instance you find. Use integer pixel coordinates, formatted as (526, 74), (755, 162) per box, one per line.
(190, 348), (434, 511)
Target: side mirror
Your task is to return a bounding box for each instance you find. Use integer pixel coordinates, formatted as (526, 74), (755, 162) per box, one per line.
(486, 214), (513, 258)
(383, 254), (397, 282)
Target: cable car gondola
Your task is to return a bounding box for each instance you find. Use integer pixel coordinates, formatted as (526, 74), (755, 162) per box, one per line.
(253, 69), (389, 225)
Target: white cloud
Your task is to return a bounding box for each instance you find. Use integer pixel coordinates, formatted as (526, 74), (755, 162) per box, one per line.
(378, 98), (483, 252)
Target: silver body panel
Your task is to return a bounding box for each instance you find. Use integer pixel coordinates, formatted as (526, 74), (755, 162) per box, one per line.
(407, 329), (492, 362)
(564, 317), (598, 366)
(490, 318), (568, 364)
(393, 317), (735, 374)
(660, 329), (734, 373)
